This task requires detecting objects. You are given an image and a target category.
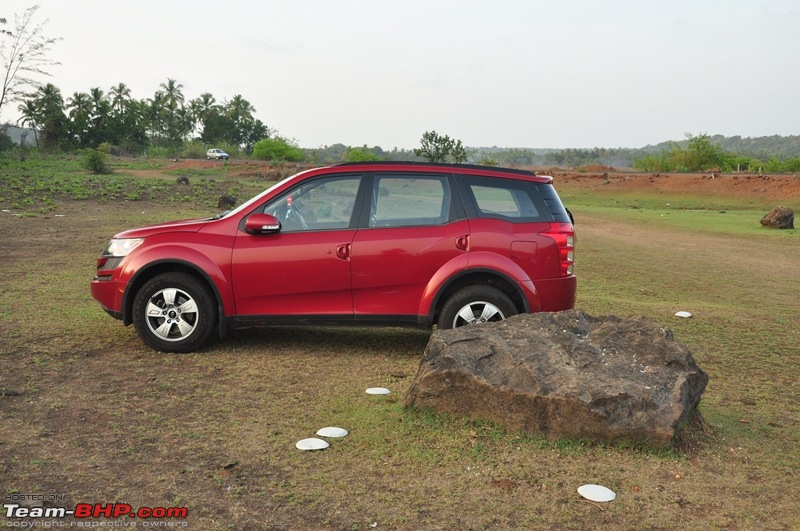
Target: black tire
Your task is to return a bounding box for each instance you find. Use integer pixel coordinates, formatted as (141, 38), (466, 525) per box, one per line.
(438, 285), (517, 329)
(132, 272), (217, 353)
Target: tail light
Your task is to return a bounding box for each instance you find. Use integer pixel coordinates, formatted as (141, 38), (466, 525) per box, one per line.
(542, 223), (575, 276)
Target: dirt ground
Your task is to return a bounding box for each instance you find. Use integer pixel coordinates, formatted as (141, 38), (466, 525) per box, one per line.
(548, 167), (800, 204)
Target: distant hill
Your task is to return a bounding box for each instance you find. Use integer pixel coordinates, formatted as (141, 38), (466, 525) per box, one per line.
(473, 134), (800, 168)
(641, 134), (800, 159)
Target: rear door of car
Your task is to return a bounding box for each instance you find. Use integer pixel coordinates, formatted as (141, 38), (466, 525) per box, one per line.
(349, 172), (469, 320)
(459, 174), (558, 280)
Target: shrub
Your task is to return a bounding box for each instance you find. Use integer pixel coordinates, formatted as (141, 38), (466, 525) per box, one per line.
(252, 136), (304, 162)
(146, 146), (171, 159)
(181, 140), (207, 159)
(84, 143), (112, 174)
(344, 146), (381, 162)
(414, 130), (467, 163)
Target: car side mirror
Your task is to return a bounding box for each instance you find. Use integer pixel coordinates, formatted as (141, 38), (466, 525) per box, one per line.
(245, 213), (281, 234)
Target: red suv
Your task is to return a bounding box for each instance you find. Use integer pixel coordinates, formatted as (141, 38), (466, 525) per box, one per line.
(91, 162), (576, 352)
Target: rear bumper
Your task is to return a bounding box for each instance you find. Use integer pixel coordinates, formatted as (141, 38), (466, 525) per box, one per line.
(532, 276), (577, 312)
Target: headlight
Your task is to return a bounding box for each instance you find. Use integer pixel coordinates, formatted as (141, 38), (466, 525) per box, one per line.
(103, 238), (144, 257)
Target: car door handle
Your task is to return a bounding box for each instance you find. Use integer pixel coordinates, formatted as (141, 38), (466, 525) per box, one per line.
(456, 235), (470, 251)
(336, 243), (351, 260)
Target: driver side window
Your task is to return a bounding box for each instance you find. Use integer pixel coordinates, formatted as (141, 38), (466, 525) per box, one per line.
(263, 176), (361, 232)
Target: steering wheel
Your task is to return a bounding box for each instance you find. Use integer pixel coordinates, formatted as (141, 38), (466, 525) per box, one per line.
(285, 196), (308, 230)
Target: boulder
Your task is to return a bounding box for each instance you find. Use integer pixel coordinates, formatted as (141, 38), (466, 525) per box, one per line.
(217, 195), (237, 209)
(760, 206), (794, 229)
(405, 310), (708, 448)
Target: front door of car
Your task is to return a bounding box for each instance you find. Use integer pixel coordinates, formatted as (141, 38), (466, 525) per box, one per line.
(350, 174), (468, 318)
(231, 175), (362, 318)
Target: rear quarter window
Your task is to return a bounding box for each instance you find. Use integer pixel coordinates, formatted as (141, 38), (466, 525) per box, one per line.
(463, 175), (545, 222)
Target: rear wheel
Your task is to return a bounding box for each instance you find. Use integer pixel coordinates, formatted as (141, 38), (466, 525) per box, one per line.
(438, 285), (517, 329)
(132, 272), (217, 353)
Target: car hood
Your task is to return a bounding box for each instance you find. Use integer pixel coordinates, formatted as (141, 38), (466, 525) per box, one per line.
(113, 218), (209, 238)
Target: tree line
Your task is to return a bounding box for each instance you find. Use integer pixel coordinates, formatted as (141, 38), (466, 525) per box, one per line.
(12, 79), (269, 156)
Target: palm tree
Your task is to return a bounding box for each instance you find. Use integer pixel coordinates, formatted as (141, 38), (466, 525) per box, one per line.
(67, 92), (91, 117)
(86, 87), (111, 145)
(190, 92), (220, 132)
(35, 83), (64, 113)
(226, 94), (255, 123)
(89, 87), (110, 120)
(157, 79), (189, 152)
(33, 83), (68, 149)
(109, 82), (132, 116)
(66, 91), (91, 146)
(16, 99), (40, 147)
(159, 78), (185, 114)
(146, 92), (166, 143)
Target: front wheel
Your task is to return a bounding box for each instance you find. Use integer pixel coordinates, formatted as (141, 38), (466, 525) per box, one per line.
(438, 285), (517, 329)
(132, 272), (217, 353)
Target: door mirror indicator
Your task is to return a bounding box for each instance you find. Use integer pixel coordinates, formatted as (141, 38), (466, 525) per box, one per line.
(245, 213), (281, 234)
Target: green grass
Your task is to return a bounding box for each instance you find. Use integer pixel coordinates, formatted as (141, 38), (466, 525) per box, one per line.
(561, 186), (797, 238)
(161, 166), (230, 178)
(0, 154), (263, 214)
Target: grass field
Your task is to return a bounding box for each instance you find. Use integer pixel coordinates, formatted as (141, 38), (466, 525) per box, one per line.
(1, 156), (798, 529)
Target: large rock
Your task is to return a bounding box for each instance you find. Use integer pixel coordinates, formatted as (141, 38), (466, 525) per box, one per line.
(760, 206), (794, 229)
(405, 310), (708, 448)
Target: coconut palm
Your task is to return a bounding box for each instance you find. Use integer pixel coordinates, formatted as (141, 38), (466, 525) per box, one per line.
(16, 99), (40, 146)
(109, 82), (132, 116)
(35, 82), (64, 112)
(33, 83), (68, 149)
(190, 92), (221, 131)
(146, 92), (166, 143)
(67, 92), (91, 117)
(159, 78), (184, 113)
(66, 91), (92, 146)
(157, 79), (189, 152)
(85, 87), (111, 145)
(226, 94), (255, 123)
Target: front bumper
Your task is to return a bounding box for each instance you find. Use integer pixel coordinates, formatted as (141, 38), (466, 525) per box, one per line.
(90, 278), (126, 321)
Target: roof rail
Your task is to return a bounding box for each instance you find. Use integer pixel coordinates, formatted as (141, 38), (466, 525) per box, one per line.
(333, 161), (536, 176)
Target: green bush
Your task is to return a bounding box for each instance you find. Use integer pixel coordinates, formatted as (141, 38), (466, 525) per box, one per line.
(181, 140), (207, 159)
(414, 130), (466, 163)
(783, 158), (800, 173)
(84, 143), (112, 174)
(344, 146), (381, 162)
(633, 152), (673, 172)
(252, 136), (304, 162)
(146, 146), (171, 159)
(634, 134), (728, 173)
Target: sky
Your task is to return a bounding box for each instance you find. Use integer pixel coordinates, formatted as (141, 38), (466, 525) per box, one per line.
(2, 0), (799, 150)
